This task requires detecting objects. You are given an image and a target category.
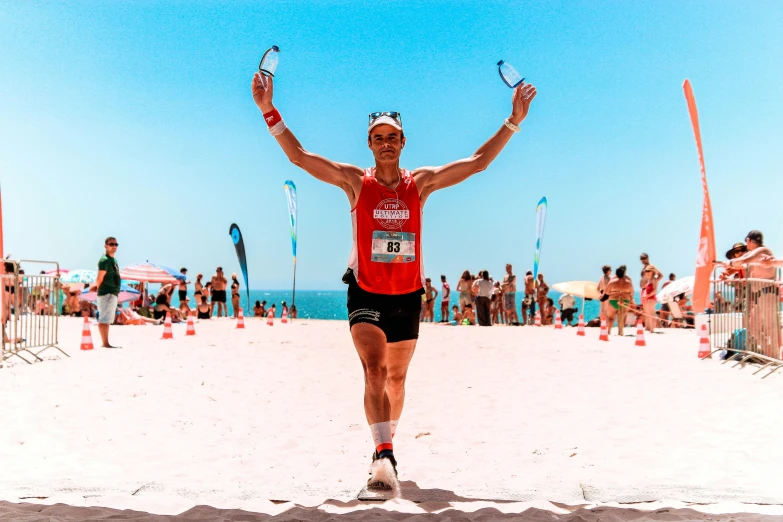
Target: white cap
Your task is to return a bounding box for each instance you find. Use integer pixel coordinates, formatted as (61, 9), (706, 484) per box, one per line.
(368, 115), (403, 133)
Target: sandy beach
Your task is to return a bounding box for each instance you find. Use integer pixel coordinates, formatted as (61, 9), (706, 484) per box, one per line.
(1, 317), (782, 521)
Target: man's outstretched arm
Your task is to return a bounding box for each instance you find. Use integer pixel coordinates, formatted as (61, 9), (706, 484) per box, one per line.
(252, 73), (363, 197)
(414, 82), (537, 201)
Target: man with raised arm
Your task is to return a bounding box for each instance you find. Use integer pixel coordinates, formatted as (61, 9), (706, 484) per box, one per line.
(251, 72), (536, 495)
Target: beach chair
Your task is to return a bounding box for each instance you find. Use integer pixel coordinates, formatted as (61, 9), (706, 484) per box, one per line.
(669, 301), (694, 327)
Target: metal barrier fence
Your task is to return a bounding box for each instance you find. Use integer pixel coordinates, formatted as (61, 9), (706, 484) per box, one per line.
(707, 266), (782, 377)
(2, 260), (68, 367)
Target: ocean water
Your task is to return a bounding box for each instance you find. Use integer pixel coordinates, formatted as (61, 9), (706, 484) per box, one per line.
(184, 289), (612, 322)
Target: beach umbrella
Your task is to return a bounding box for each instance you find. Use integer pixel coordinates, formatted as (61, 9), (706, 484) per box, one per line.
(552, 281), (601, 300)
(59, 269), (97, 284)
(553, 280), (601, 316)
(81, 284), (141, 304)
(120, 262), (185, 283)
(656, 276), (695, 303)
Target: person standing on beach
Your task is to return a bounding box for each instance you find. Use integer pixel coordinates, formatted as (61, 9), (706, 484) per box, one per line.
(93, 237), (121, 348)
(252, 70), (536, 493)
(640, 266), (660, 332)
(230, 273), (241, 318)
(423, 278), (438, 322)
(211, 267), (228, 318)
(501, 264), (519, 324)
(639, 254), (662, 332)
(535, 273), (549, 320)
(457, 270), (472, 311)
(523, 270), (535, 324)
(597, 265), (611, 319)
(440, 275), (450, 323)
(605, 265), (634, 336)
(472, 270), (493, 326)
(178, 268), (190, 314)
(491, 281), (504, 325)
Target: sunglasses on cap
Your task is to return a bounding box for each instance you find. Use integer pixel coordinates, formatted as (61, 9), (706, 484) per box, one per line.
(368, 111), (402, 125)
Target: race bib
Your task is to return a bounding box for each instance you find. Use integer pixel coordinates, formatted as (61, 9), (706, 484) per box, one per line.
(371, 231), (416, 263)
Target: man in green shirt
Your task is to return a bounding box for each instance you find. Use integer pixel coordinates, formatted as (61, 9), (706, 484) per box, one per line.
(94, 237), (121, 348)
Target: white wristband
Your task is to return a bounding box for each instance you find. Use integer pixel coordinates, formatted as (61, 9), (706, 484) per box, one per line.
(269, 120), (287, 136)
(503, 119), (520, 132)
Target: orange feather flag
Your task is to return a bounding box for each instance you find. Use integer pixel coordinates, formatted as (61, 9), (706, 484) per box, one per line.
(683, 80), (717, 313)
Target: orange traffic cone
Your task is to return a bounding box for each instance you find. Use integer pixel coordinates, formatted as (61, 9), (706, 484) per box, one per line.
(161, 314), (174, 340)
(698, 323), (711, 358)
(554, 310), (563, 330)
(576, 314), (586, 337)
(599, 316), (609, 341)
(634, 319), (646, 347)
(80, 316), (94, 351)
(185, 311), (196, 336)
(267, 309), (274, 326)
(237, 308), (245, 329)
(534, 311), (542, 326)
(281, 309), (288, 324)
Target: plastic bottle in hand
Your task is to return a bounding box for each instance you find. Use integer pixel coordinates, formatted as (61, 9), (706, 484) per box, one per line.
(259, 45), (280, 77)
(497, 60), (524, 88)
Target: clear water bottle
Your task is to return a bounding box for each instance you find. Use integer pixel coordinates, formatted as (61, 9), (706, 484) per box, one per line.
(259, 45), (280, 77)
(497, 60), (524, 88)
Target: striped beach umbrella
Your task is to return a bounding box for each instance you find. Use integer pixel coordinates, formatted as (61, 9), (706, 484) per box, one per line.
(59, 269), (97, 284)
(120, 262), (185, 283)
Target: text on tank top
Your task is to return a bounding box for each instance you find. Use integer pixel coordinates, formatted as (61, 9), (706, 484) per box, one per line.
(348, 168), (425, 295)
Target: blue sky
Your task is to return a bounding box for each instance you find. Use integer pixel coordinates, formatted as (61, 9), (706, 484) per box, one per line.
(1, 1), (781, 290)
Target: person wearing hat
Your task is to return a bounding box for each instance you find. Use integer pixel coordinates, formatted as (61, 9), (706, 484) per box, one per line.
(724, 230), (778, 355)
(252, 71), (537, 493)
(721, 242), (748, 280)
(726, 231), (774, 280)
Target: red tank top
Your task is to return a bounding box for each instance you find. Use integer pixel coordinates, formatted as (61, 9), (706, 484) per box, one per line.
(348, 168), (425, 295)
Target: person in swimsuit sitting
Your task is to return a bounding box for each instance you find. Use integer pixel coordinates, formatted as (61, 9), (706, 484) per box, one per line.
(543, 297), (555, 325)
(154, 284), (183, 322)
(117, 306), (162, 325)
(450, 304), (462, 325)
(605, 265), (634, 336)
(196, 295), (212, 320)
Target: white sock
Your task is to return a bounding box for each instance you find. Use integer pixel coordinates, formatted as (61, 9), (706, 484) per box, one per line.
(369, 421), (393, 453)
(390, 419), (399, 438)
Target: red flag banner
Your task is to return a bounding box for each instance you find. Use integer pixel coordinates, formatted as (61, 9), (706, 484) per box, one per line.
(683, 80), (717, 313)
(0, 185), (4, 328)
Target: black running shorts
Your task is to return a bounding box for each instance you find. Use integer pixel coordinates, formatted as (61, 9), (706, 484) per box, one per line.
(344, 269), (424, 343)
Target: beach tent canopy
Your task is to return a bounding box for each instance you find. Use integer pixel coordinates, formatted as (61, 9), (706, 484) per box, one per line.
(656, 275), (695, 303)
(552, 281), (600, 300)
(120, 262), (185, 284)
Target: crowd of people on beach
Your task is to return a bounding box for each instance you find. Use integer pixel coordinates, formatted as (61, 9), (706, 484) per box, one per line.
(422, 264), (564, 327)
(121, 267), (298, 325)
(420, 229), (780, 334)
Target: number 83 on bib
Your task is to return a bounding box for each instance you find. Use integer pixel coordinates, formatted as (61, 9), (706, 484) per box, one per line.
(371, 231), (416, 263)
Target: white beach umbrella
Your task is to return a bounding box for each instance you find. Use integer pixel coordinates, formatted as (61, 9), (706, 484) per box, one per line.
(656, 276), (695, 303)
(552, 281), (601, 300)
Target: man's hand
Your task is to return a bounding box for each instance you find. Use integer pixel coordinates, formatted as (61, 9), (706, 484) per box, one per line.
(509, 82), (537, 125)
(252, 72), (274, 113)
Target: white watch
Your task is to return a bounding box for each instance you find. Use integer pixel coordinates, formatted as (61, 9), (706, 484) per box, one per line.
(504, 119), (520, 132)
